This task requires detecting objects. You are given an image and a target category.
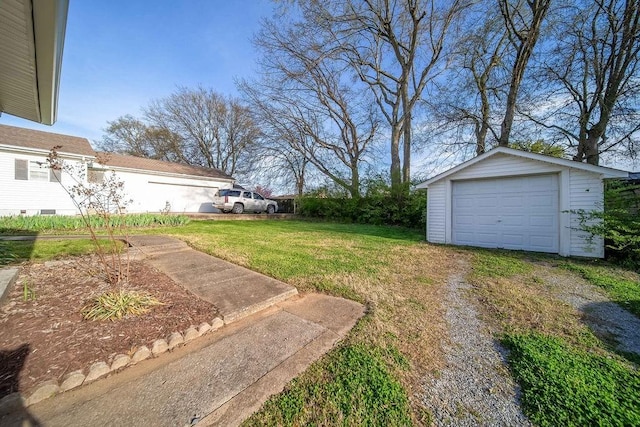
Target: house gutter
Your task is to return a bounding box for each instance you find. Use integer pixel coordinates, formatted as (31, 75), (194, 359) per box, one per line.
(0, 143), (93, 160)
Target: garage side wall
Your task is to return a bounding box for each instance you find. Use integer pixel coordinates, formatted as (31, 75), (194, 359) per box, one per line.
(569, 169), (604, 257)
(110, 170), (233, 213)
(426, 181), (446, 243)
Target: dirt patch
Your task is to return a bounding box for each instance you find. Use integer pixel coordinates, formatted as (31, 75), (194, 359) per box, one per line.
(0, 255), (218, 397)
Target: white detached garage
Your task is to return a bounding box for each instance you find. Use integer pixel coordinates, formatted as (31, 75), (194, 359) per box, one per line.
(416, 147), (629, 258)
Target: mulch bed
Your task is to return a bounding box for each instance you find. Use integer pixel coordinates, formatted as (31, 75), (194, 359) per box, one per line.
(0, 255), (218, 398)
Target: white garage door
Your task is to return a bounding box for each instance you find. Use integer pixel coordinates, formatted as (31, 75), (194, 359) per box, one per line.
(452, 174), (559, 253)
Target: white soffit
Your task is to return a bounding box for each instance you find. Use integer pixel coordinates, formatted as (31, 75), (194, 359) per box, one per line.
(0, 0), (69, 125)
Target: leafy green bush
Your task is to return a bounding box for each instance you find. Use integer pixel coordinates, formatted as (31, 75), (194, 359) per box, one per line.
(574, 180), (640, 268)
(298, 187), (426, 229)
(503, 332), (640, 426)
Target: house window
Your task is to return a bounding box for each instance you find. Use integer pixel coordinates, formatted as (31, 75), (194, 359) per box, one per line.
(14, 159), (61, 182)
(29, 161), (49, 181)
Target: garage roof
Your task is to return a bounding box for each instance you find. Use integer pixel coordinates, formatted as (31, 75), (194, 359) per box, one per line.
(0, 0), (69, 125)
(96, 152), (235, 181)
(416, 147), (629, 189)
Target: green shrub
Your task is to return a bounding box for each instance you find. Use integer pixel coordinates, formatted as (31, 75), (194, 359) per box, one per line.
(503, 332), (640, 426)
(298, 188), (426, 229)
(574, 180), (640, 269)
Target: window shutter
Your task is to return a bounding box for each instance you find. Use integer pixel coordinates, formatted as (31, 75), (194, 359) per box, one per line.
(15, 159), (28, 180)
(50, 167), (62, 182)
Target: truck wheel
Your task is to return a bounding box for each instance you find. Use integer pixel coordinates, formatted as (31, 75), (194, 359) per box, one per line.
(266, 205), (275, 214)
(232, 203), (244, 214)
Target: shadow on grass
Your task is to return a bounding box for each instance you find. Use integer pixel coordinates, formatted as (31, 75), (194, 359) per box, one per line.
(0, 229), (38, 267)
(582, 300), (640, 366)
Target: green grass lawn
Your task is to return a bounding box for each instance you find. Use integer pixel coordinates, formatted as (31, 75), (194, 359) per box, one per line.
(3, 220), (639, 425)
(155, 220), (424, 299)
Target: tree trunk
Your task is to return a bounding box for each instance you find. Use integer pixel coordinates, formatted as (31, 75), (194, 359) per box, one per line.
(402, 111), (411, 185)
(584, 131), (601, 165)
(475, 97), (490, 155)
(296, 172), (304, 197)
(498, 73), (520, 147)
(498, 0), (551, 147)
(390, 125), (402, 192)
(351, 159), (361, 199)
(475, 121), (486, 155)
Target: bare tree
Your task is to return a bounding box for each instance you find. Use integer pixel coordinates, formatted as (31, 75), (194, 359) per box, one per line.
(431, 3), (510, 156)
(242, 15), (379, 198)
(242, 78), (376, 198)
(101, 88), (259, 176)
(100, 115), (180, 161)
(527, 0), (640, 165)
(497, 0), (552, 146)
(293, 0), (471, 193)
(252, 138), (311, 197)
(143, 86), (259, 175)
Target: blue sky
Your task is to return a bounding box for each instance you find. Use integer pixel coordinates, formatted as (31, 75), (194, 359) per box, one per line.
(0, 0), (275, 144)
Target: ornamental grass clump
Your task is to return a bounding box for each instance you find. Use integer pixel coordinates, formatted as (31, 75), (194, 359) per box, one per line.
(81, 290), (164, 321)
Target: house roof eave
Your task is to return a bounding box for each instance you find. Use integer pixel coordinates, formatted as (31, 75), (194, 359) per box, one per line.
(0, 143), (93, 160)
(33, 0), (69, 125)
(0, 0), (69, 125)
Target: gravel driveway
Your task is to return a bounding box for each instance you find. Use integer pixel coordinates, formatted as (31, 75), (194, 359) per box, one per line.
(419, 259), (531, 426)
(419, 258), (639, 426)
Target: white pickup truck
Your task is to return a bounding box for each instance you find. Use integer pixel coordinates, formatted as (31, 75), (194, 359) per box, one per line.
(213, 189), (278, 214)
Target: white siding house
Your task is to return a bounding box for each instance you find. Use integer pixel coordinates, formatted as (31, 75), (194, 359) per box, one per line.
(0, 124), (235, 215)
(90, 153), (235, 213)
(416, 147), (629, 258)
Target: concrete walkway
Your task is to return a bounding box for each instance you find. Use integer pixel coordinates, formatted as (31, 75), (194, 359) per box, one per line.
(127, 235), (299, 323)
(2, 236), (365, 426)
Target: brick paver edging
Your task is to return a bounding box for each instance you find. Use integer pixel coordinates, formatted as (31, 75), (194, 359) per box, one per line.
(0, 317), (225, 410)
